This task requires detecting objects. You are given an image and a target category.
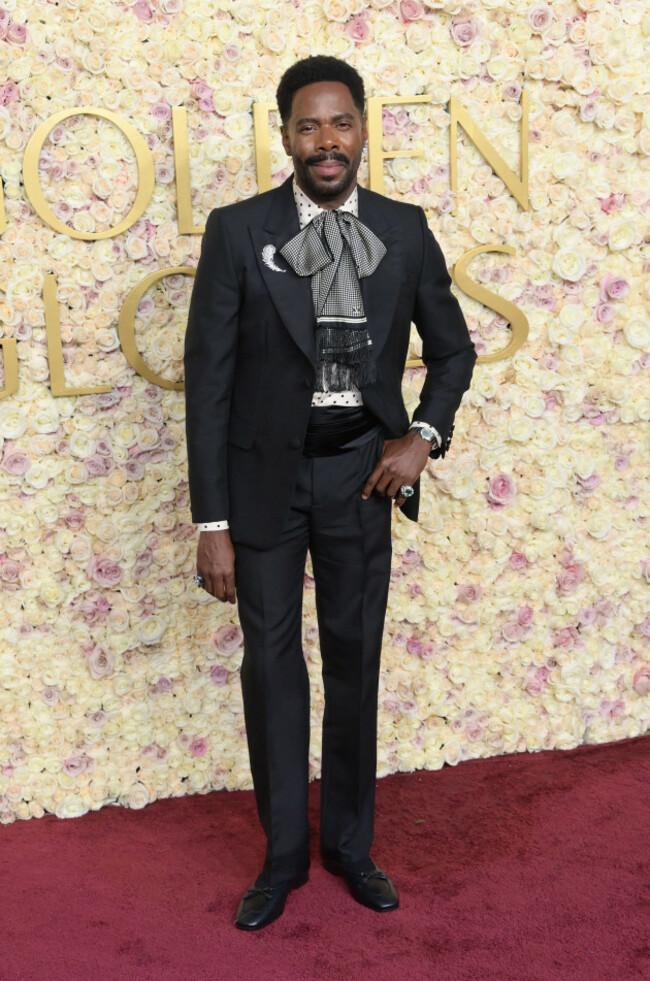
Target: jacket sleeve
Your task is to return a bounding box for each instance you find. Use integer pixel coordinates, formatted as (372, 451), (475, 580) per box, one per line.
(184, 208), (241, 523)
(411, 207), (477, 456)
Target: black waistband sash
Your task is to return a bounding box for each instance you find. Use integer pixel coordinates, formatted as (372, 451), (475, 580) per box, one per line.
(302, 406), (380, 458)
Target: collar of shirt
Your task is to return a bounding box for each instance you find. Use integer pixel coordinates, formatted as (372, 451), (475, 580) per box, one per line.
(292, 179), (359, 230)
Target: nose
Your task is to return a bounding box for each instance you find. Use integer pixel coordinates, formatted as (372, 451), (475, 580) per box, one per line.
(317, 125), (338, 151)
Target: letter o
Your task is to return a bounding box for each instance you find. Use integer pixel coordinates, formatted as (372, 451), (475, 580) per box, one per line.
(23, 107), (155, 240)
(118, 266), (195, 390)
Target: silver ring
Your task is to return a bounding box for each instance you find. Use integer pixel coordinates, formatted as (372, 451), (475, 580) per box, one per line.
(399, 484), (414, 498)
(193, 574), (205, 587)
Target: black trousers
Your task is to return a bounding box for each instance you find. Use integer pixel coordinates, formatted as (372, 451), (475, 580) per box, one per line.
(233, 427), (392, 886)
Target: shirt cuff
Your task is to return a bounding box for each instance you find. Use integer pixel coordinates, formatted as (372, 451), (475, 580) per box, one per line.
(196, 521), (229, 531)
(409, 421), (441, 448)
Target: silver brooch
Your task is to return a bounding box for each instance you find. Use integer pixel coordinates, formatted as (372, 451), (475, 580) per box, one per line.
(261, 244), (285, 273)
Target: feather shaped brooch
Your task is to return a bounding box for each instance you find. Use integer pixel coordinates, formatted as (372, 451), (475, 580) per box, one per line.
(261, 244), (286, 273)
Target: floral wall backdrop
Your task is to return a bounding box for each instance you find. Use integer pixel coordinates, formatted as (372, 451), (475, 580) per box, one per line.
(0, 0), (648, 823)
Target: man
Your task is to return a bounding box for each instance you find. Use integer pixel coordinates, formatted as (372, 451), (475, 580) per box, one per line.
(184, 56), (476, 931)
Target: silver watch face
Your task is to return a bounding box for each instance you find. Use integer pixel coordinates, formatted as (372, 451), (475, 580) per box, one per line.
(418, 425), (436, 442)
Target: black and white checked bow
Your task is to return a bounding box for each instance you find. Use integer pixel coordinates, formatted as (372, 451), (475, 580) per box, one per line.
(280, 210), (387, 392)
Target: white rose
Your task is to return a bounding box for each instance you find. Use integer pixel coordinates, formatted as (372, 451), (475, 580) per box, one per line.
(608, 220), (637, 251)
(552, 248), (587, 282)
(623, 319), (650, 350)
(55, 796), (90, 820)
(0, 404), (27, 439)
(585, 513), (612, 540)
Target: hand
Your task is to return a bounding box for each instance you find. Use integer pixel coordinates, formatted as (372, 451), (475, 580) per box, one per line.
(362, 430), (431, 508)
(196, 529), (236, 603)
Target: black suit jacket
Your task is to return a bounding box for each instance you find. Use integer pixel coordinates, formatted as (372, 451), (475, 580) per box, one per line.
(185, 177), (476, 549)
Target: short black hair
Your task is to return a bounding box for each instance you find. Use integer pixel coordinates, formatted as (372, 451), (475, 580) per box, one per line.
(276, 56), (365, 124)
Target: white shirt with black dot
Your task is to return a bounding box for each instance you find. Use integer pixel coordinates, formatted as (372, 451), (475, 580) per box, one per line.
(293, 180), (364, 409)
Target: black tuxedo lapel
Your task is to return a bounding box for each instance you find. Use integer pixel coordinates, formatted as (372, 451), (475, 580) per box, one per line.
(357, 186), (403, 363)
(250, 179), (316, 366)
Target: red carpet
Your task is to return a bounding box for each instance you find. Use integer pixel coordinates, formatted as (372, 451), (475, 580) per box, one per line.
(2, 736), (649, 981)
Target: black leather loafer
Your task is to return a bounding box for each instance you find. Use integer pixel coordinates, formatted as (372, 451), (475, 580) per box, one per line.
(234, 872), (308, 931)
(323, 860), (399, 912)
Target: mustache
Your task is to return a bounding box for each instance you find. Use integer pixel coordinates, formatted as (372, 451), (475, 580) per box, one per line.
(305, 152), (350, 166)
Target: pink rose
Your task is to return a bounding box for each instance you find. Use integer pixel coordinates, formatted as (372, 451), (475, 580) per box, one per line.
(518, 605), (534, 626)
(87, 710), (108, 729)
(465, 722), (483, 742)
(457, 583), (482, 603)
(556, 563), (586, 595)
(487, 473), (517, 507)
(600, 272), (629, 301)
(632, 667), (650, 696)
(155, 677), (173, 693)
(213, 624), (243, 656)
(600, 699), (624, 719)
(211, 665), (230, 686)
(150, 102), (172, 121)
(450, 16), (481, 47)
(63, 754), (94, 775)
(502, 82), (522, 102)
(0, 81), (19, 105)
(6, 21), (28, 44)
(0, 559), (21, 583)
(528, 3), (553, 33)
(406, 637), (421, 656)
(190, 737), (208, 757)
(85, 645), (115, 679)
(580, 99), (598, 123)
(502, 621), (524, 643)
(509, 551), (529, 570)
(594, 302), (614, 324)
(132, 1), (153, 22)
(346, 15), (371, 42)
(399, 0), (423, 23)
(2, 449), (30, 474)
(553, 626), (582, 649)
(437, 190), (455, 214)
(598, 193), (625, 215)
(87, 554), (123, 587)
(577, 473), (601, 492)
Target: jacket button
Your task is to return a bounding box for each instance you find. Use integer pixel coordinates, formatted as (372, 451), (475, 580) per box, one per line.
(290, 437), (301, 449)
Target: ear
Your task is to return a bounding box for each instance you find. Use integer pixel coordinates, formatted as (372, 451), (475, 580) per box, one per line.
(281, 126), (291, 157)
(361, 115), (368, 146)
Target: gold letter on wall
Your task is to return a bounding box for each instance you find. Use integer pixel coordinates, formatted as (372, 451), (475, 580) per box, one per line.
(0, 177), (6, 237)
(118, 266), (194, 390)
(172, 107), (205, 235)
(449, 90), (529, 210)
(253, 103), (277, 195)
(23, 108), (155, 240)
(366, 95), (432, 196)
(43, 274), (112, 396)
(0, 339), (18, 400)
(453, 244), (529, 363)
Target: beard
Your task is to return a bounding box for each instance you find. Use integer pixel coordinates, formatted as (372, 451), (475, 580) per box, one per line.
(293, 151), (362, 205)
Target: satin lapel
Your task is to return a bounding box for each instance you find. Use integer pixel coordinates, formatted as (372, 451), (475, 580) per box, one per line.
(250, 180), (316, 366)
(357, 187), (403, 362)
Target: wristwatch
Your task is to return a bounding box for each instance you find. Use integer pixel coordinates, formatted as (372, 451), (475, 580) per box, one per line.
(409, 422), (440, 447)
